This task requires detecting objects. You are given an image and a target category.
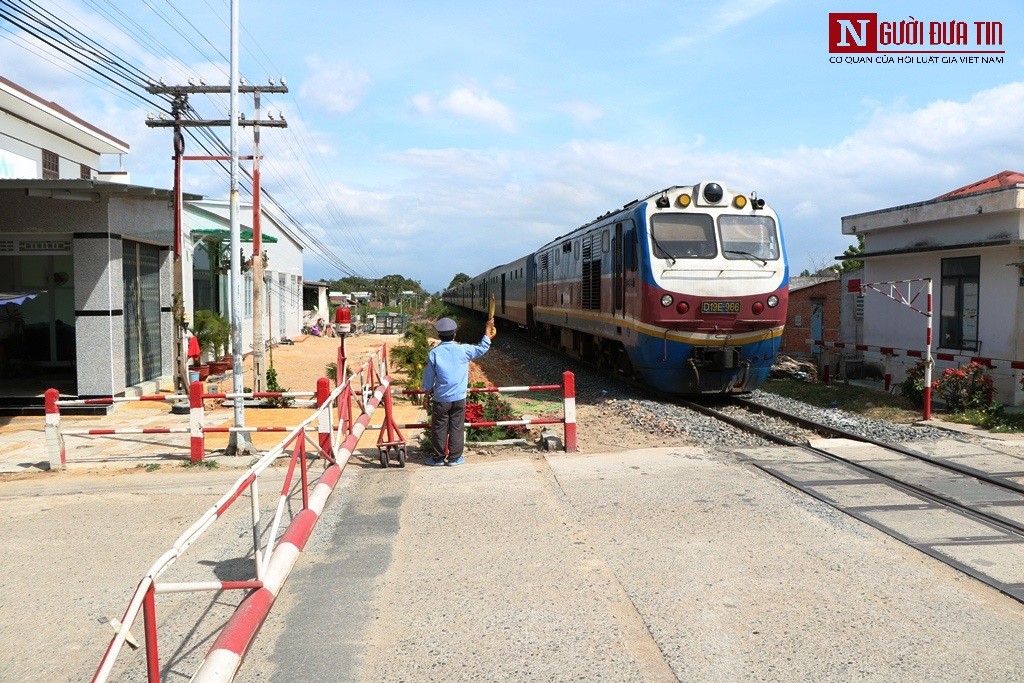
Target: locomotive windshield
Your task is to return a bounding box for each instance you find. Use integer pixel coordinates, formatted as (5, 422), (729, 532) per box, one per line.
(649, 213), (717, 260)
(719, 216), (780, 262)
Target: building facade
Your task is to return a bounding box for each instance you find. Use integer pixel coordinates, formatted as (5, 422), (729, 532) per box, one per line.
(841, 171), (1024, 406)
(0, 76), (190, 400)
(183, 200), (304, 355)
(779, 276), (841, 358)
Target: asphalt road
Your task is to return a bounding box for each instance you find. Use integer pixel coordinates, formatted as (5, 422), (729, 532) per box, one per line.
(237, 447), (1024, 682)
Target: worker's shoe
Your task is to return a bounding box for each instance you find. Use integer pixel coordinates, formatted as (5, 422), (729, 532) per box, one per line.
(424, 457), (446, 467)
(446, 456), (465, 467)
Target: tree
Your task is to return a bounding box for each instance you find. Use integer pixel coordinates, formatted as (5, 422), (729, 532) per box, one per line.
(447, 272), (470, 290)
(838, 234), (865, 272)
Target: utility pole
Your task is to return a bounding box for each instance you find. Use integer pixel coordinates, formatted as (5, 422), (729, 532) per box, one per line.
(251, 88), (265, 392)
(147, 79), (286, 453)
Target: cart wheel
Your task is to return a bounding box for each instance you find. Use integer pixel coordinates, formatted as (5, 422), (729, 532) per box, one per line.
(379, 448), (389, 468)
(397, 446), (407, 468)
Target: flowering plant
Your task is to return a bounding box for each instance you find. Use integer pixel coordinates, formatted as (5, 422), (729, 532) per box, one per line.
(465, 402), (485, 423)
(932, 361), (993, 412)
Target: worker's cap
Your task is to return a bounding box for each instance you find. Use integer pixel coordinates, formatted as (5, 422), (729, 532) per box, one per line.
(435, 317), (458, 333)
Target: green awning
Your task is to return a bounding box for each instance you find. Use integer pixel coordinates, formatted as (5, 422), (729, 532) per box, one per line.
(192, 228), (279, 243)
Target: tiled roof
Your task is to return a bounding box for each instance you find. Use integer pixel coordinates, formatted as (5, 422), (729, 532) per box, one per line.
(935, 170), (1024, 199)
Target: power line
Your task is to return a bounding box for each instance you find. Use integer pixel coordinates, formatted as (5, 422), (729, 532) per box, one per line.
(1, 0), (382, 280)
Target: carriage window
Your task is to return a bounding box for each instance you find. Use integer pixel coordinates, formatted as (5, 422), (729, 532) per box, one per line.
(719, 216), (779, 261)
(649, 213), (716, 259)
(601, 231), (610, 253)
(574, 240), (580, 260)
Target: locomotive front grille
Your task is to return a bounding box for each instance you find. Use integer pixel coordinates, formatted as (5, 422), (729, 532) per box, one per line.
(693, 346), (742, 370)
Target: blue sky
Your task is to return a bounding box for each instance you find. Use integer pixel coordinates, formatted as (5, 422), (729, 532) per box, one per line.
(1, 0), (1021, 291)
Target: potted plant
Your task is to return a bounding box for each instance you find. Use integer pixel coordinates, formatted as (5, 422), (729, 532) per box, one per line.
(217, 314), (234, 368)
(209, 314), (232, 375)
(191, 310), (224, 377)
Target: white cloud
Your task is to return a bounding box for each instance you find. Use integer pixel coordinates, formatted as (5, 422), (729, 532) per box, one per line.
(411, 93), (435, 116)
(441, 88), (517, 132)
(412, 87), (518, 133)
(552, 100), (604, 126)
(299, 56), (370, 115)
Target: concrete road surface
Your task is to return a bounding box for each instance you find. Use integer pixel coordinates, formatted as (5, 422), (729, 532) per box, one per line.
(239, 447), (1024, 682)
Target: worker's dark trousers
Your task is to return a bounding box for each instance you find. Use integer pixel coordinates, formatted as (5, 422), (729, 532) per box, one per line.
(431, 399), (466, 460)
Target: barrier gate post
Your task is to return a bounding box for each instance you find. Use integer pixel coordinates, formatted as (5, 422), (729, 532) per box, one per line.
(189, 380), (205, 462)
(316, 377), (332, 460)
(562, 371), (577, 452)
(44, 387), (65, 471)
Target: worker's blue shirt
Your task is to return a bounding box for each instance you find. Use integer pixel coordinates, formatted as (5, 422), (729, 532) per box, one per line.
(421, 335), (491, 402)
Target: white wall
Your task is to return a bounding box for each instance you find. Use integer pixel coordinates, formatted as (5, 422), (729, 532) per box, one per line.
(0, 111), (102, 178)
(182, 201), (305, 356)
(864, 245), (1024, 405)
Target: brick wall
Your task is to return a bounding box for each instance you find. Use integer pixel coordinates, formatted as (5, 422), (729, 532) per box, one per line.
(780, 280), (841, 357)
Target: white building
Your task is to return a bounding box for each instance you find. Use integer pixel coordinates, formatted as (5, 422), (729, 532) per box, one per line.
(0, 76), (187, 404)
(183, 200), (304, 353)
(841, 171), (1024, 406)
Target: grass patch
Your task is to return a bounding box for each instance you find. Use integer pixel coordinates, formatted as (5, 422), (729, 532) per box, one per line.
(761, 378), (922, 424)
(944, 407), (1024, 433)
(180, 458), (219, 469)
(763, 377), (1024, 432)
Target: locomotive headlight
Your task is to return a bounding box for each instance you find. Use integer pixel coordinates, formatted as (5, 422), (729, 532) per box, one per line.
(677, 194), (691, 208)
(767, 295), (779, 308)
(661, 294), (673, 307)
(733, 195), (747, 209)
(752, 301), (765, 314)
(676, 300), (689, 314)
(703, 182), (724, 204)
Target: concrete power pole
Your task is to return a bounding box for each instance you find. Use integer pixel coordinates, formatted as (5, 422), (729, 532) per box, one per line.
(146, 77), (286, 451)
(251, 89), (266, 392)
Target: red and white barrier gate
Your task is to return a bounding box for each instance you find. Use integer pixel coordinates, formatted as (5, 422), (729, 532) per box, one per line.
(91, 349), (392, 683)
(399, 370), (577, 453)
(44, 384), (321, 469)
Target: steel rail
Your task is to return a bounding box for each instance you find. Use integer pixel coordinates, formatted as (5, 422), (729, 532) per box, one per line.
(731, 396), (1024, 498)
(680, 398), (1024, 542)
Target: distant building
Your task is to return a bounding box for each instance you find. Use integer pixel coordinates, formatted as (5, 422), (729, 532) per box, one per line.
(840, 170), (1024, 405)
(183, 200), (305, 347)
(779, 276), (841, 358)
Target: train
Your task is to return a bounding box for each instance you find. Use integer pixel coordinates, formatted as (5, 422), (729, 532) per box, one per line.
(443, 181), (789, 394)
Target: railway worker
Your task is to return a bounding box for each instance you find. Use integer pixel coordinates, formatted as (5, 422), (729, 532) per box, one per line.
(422, 316), (496, 466)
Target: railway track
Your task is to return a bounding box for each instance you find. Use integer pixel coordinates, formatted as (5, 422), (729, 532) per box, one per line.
(683, 397), (1024, 603)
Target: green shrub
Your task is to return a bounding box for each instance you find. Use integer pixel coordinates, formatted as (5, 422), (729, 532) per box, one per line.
(466, 383), (527, 441)
(897, 360), (928, 407)
(391, 323), (432, 387)
(263, 366), (293, 407)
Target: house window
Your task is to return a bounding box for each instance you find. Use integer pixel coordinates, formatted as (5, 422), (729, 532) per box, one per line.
(939, 256), (979, 351)
(80, 164), (92, 180)
(42, 150), (59, 179)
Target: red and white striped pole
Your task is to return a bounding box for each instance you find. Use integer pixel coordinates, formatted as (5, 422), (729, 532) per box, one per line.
(335, 305), (350, 385)
(142, 584), (159, 682)
(190, 380), (205, 462)
(44, 387), (65, 470)
(562, 371), (577, 452)
(316, 377), (332, 460)
(923, 279), (933, 421)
